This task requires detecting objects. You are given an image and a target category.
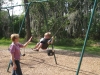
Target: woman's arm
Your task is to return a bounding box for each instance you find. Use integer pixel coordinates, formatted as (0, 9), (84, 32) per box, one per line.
(23, 36), (32, 47)
(11, 53), (17, 70)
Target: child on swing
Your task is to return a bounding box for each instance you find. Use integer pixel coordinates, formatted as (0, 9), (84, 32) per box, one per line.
(32, 32), (54, 51)
(9, 34), (32, 75)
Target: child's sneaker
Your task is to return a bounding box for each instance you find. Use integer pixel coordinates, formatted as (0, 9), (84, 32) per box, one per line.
(31, 48), (39, 51)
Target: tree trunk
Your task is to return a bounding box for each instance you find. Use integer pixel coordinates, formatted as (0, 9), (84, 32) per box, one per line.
(24, 0), (31, 41)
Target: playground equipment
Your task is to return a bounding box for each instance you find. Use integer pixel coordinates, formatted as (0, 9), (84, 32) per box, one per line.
(76, 0), (97, 75)
(0, 0), (58, 72)
(1, 0), (98, 75)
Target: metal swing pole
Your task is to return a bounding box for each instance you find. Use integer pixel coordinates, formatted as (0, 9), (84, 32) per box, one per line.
(19, 2), (32, 34)
(76, 0), (97, 75)
(7, 9), (13, 72)
(7, 9), (13, 32)
(7, 9), (11, 21)
(7, 60), (12, 72)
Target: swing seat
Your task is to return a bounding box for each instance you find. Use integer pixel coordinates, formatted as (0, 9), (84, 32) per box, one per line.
(47, 49), (54, 56)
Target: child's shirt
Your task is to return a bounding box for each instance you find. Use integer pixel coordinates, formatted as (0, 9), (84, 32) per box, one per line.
(9, 42), (23, 60)
(40, 38), (51, 44)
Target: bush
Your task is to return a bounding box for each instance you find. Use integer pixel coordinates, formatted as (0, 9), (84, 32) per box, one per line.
(73, 38), (84, 46)
(55, 38), (74, 46)
(54, 38), (96, 46)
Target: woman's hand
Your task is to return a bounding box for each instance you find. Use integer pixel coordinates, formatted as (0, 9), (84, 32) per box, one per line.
(23, 36), (33, 47)
(28, 36), (32, 42)
(13, 64), (17, 70)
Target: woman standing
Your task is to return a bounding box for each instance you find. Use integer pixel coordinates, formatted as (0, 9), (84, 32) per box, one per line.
(9, 34), (32, 75)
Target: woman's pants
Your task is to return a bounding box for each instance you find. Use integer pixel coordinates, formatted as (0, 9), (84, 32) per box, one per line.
(11, 60), (22, 75)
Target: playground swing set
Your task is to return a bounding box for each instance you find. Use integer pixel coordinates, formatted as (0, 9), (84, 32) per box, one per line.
(0, 0), (98, 75)
(1, 0), (58, 72)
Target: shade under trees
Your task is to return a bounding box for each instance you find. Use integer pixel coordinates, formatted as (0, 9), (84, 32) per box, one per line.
(0, 0), (100, 40)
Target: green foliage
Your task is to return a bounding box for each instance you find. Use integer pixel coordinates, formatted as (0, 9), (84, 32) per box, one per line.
(89, 13), (100, 40)
(55, 38), (96, 46)
(55, 38), (74, 46)
(0, 38), (100, 55)
(12, 15), (26, 38)
(0, 38), (25, 45)
(0, 10), (9, 38)
(0, 11), (25, 38)
(29, 0), (68, 37)
(1, 0), (100, 40)
(0, 38), (11, 45)
(55, 46), (100, 55)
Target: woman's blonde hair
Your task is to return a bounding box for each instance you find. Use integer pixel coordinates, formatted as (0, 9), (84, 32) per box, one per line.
(11, 34), (19, 41)
(44, 32), (51, 37)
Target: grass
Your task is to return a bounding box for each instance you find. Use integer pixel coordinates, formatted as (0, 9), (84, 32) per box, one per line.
(55, 46), (100, 55)
(0, 38), (24, 46)
(0, 38), (100, 55)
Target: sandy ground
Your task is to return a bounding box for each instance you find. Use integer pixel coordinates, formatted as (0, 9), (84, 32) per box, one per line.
(0, 47), (100, 75)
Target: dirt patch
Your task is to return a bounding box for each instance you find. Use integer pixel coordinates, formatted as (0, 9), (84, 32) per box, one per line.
(0, 48), (100, 75)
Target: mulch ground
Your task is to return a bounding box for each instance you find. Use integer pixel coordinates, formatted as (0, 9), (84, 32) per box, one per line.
(0, 47), (100, 75)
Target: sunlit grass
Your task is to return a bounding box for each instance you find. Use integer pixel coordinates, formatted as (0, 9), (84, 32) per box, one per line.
(55, 46), (100, 55)
(0, 38), (24, 46)
(0, 38), (100, 55)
